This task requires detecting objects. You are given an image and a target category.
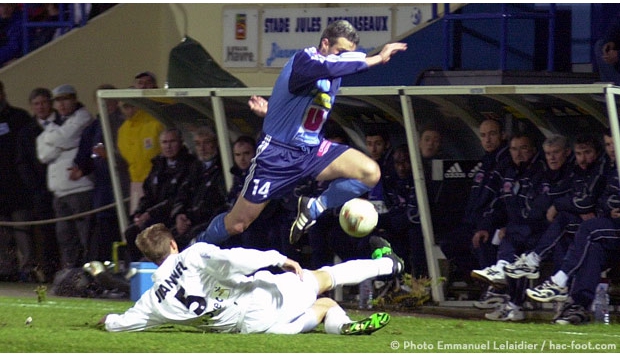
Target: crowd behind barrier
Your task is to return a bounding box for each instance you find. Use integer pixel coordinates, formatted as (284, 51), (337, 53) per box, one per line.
(0, 4), (114, 68)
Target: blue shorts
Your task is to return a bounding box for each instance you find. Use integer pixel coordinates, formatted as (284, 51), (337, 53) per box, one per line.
(240, 134), (350, 203)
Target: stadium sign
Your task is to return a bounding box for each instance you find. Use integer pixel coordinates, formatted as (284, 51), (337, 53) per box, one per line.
(222, 5), (433, 68)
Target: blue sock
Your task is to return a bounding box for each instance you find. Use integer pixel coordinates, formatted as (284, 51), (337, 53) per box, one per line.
(314, 178), (372, 216)
(196, 213), (229, 244)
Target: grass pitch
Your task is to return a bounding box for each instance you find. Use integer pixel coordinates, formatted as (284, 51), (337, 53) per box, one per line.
(1, 295), (619, 353)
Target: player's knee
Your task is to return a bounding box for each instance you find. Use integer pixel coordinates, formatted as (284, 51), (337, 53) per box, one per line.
(312, 270), (334, 293)
(362, 159), (381, 186)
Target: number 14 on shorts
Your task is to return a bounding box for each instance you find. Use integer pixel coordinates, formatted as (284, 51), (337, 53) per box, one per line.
(252, 179), (271, 198)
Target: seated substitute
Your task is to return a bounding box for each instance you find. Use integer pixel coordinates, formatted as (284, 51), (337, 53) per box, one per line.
(100, 223), (402, 335)
(502, 133), (605, 280)
(525, 157), (620, 325)
(124, 128), (202, 263)
(171, 126), (227, 250)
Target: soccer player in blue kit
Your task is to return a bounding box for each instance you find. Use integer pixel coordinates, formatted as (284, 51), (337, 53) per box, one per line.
(196, 20), (407, 245)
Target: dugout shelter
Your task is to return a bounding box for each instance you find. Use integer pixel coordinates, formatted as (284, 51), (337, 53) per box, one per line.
(97, 83), (618, 303)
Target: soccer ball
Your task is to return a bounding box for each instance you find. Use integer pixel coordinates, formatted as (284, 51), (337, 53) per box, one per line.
(339, 198), (379, 237)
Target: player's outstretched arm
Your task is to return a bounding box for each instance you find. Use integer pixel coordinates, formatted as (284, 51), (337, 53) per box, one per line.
(365, 42), (407, 67)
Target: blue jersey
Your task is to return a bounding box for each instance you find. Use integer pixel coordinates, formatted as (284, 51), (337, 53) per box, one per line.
(263, 47), (368, 147)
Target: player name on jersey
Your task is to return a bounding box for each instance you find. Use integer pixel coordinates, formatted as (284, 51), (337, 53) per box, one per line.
(155, 261), (189, 303)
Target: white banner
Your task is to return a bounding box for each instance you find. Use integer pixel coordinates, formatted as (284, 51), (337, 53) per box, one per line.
(222, 8), (260, 68)
(222, 5), (435, 69)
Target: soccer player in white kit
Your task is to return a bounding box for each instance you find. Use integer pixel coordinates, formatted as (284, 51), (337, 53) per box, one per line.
(100, 223), (403, 335)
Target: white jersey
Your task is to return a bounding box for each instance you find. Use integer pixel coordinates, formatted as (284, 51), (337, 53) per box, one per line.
(104, 243), (317, 333)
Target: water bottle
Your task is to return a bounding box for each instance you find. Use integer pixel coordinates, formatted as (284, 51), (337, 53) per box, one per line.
(593, 282), (610, 325)
(358, 278), (373, 310)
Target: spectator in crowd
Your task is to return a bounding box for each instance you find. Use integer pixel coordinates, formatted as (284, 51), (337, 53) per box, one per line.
(27, 4), (59, 52)
(16, 87), (60, 281)
(296, 125), (393, 269)
(418, 124), (453, 230)
(134, 71), (158, 89)
(101, 223), (400, 335)
(365, 126), (393, 174)
(526, 154), (620, 324)
(594, 13), (620, 84)
(440, 118), (509, 308)
(171, 126), (227, 250)
(68, 86), (130, 262)
(364, 126), (393, 224)
(36, 84), (94, 269)
(123, 128), (201, 264)
(220, 134), (277, 251)
(603, 128), (616, 176)
(483, 134), (571, 320)
(383, 144), (427, 277)
(0, 4), (23, 67)
(419, 123), (447, 161)
(502, 134), (606, 283)
(195, 20), (407, 247)
(469, 132), (548, 321)
(117, 99), (165, 215)
(94, 84), (130, 197)
(227, 135), (258, 208)
(0, 81), (36, 282)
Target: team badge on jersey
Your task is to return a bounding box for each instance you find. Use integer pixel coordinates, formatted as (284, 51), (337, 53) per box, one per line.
(503, 181), (513, 193)
(474, 172), (484, 184)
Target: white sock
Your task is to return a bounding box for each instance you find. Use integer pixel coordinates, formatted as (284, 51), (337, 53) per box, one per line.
(551, 271), (568, 288)
(323, 306), (352, 335)
(319, 258), (392, 287)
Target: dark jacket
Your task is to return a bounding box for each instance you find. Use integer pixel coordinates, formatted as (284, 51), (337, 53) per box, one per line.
(73, 118), (116, 218)
(479, 154), (551, 235)
(598, 165), (620, 218)
(16, 114), (56, 216)
(384, 172), (420, 226)
(172, 154), (227, 224)
(462, 143), (510, 226)
(135, 147), (201, 226)
(553, 157), (607, 217)
(0, 103), (31, 213)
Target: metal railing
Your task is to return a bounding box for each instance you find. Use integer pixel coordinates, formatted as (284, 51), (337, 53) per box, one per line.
(20, 4), (89, 56)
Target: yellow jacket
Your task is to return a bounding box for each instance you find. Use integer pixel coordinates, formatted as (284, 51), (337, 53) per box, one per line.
(117, 110), (165, 182)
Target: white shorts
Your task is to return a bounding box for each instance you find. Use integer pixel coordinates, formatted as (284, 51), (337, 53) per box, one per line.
(240, 270), (319, 334)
